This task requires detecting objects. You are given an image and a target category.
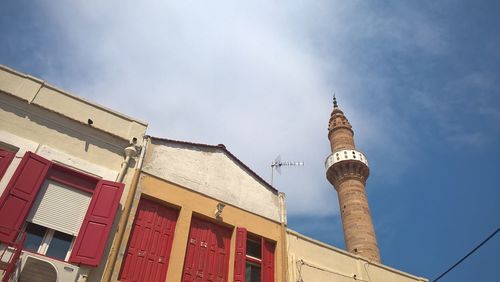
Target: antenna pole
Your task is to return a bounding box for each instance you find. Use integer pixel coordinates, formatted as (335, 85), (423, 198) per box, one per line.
(271, 165), (275, 186)
(270, 157), (304, 187)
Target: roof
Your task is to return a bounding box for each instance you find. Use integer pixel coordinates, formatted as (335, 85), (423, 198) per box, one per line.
(149, 136), (279, 193)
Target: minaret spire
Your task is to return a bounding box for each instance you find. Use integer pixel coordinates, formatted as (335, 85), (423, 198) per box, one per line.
(325, 95), (381, 262)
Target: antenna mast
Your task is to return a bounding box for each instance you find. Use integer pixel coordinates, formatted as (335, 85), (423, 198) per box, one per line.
(270, 155), (304, 186)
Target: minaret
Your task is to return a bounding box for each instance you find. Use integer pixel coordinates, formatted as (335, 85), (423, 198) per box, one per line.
(325, 95), (381, 262)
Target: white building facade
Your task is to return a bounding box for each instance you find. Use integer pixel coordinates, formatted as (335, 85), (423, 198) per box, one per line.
(0, 65), (147, 282)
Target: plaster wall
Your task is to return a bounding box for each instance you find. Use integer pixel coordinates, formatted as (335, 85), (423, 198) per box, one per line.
(142, 140), (281, 222)
(0, 91), (137, 169)
(0, 65), (147, 141)
(0, 91), (141, 203)
(287, 230), (427, 282)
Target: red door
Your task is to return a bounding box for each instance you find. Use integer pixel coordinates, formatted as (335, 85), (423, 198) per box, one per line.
(119, 198), (179, 282)
(182, 217), (231, 282)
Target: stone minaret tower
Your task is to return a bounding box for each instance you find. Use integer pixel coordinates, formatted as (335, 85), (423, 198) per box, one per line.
(325, 96), (381, 262)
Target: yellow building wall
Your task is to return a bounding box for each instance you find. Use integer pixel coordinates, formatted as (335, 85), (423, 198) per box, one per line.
(113, 173), (284, 282)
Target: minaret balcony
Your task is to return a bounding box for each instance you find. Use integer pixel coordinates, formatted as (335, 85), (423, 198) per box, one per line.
(325, 149), (370, 187)
(325, 149), (369, 169)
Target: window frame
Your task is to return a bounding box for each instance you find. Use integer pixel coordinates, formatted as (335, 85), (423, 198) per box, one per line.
(245, 234), (263, 281)
(47, 163), (99, 194)
(21, 162), (99, 261)
(22, 222), (76, 262)
(245, 260), (262, 282)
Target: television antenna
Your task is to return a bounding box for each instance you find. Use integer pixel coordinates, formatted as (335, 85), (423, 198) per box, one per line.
(270, 155), (304, 186)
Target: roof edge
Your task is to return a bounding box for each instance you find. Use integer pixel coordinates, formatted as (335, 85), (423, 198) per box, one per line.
(0, 64), (148, 126)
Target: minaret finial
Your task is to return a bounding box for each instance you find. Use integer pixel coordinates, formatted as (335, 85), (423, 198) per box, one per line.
(333, 93), (338, 108)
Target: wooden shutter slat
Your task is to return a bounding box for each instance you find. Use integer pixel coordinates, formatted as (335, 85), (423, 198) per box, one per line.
(0, 152), (51, 243)
(69, 179), (124, 266)
(233, 227), (247, 282)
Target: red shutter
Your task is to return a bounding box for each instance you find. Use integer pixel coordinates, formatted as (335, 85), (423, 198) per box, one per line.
(262, 240), (275, 282)
(233, 227), (247, 282)
(0, 152), (51, 243)
(0, 149), (15, 180)
(207, 224), (231, 281)
(69, 179), (124, 266)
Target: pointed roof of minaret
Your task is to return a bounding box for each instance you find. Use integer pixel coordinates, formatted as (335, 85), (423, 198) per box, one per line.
(328, 94), (353, 132)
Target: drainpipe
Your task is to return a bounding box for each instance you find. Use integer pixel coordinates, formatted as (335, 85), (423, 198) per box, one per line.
(103, 136), (149, 282)
(279, 192), (289, 282)
(116, 141), (138, 183)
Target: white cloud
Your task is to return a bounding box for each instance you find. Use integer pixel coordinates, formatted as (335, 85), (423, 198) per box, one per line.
(34, 0), (462, 216)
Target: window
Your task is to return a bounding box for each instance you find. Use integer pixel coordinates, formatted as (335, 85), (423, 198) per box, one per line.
(21, 178), (91, 261)
(46, 231), (73, 260)
(246, 262), (261, 282)
(0, 152), (125, 267)
(23, 222), (74, 261)
(234, 228), (275, 282)
(245, 237), (262, 282)
(246, 238), (261, 259)
(24, 223), (47, 253)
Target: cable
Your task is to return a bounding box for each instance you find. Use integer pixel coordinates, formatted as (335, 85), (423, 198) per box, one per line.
(432, 227), (500, 282)
(363, 262), (372, 282)
(297, 259), (370, 282)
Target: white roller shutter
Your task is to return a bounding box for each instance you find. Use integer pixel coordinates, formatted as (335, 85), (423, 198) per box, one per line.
(27, 180), (92, 236)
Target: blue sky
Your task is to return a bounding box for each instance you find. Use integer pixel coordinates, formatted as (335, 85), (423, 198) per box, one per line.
(1, 0), (499, 280)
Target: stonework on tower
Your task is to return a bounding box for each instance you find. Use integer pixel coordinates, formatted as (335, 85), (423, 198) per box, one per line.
(325, 96), (381, 262)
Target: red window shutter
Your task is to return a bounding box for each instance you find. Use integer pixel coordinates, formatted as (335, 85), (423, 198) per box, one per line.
(69, 179), (124, 266)
(0, 152), (51, 243)
(0, 149), (15, 180)
(182, 218), (202, 279)
(262, 239), (275, 282)
(208, 224), (231, 281)
(233, 227), (247, 282)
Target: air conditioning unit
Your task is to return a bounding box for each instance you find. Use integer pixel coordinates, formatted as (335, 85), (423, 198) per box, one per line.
(17, 253), (90, 282)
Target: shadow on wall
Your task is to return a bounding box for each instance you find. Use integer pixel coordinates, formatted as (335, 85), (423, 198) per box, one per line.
(0, 92), (130, 157)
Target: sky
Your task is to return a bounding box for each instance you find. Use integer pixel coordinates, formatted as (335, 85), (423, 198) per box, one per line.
(1, 0), (499, 281)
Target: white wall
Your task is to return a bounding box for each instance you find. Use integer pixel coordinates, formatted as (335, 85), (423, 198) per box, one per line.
(143, 139), (281, 223)
(0, 65), (148, 282)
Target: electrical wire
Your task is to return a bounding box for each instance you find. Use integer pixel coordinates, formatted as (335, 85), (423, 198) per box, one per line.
(432, 227), (500, 282)
(296, 259), (370, 282)
(363, 262), (372, 282)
